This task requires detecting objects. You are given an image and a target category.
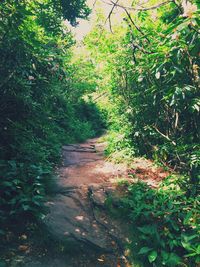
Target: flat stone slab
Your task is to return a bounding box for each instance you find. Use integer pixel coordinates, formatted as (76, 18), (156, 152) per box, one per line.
(45, 191), (113, 252)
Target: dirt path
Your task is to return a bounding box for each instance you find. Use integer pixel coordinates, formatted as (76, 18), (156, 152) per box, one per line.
(42, 137), (131, 267)
(3, 137), (169, 267)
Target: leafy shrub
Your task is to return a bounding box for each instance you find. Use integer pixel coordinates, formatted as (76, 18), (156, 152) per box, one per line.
(117, 176), (200, 266)
(0, 0), (104, 228)
(0, 160), (51, 224)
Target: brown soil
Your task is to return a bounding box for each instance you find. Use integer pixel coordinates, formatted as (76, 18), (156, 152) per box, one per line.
(127, 158), (170, 187)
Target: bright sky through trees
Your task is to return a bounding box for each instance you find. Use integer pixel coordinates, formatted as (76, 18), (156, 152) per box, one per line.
(71, 0), (126, 41)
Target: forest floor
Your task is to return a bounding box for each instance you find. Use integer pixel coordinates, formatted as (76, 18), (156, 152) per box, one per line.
(1, 136), (170, 267)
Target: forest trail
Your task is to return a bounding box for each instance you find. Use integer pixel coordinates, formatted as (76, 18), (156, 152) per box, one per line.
(4, 137), (170, 267)
(43, 137), (131, 267)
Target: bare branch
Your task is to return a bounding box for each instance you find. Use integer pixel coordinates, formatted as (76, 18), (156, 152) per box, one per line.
(102, 0), (173, 11)
(104, 0), (120, 33)
(93, 0), (98, 7)
(132, 41), (153, 54)
(93, 92), (108, 101)
(153, 126), (176, 146)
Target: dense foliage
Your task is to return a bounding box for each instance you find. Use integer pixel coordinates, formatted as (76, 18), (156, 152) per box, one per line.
(83, 1), (200, 266)
(0, 0), (199, 266)
(85, 0), (200, 181)
(60, 0), (91, 25)
(115, 177), (200, 266)
(0, 0), (104, 226)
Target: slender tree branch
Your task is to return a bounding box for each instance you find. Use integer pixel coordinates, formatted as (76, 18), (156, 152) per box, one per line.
(104, 0), (120, 33)
(103, 0), (173, 11)
(123, 8), (150, 43)
(125, 18), (153, 56)
(93, 0), (98, 7)
(93, 92), (108, 101)
(153, 126), (176, 146)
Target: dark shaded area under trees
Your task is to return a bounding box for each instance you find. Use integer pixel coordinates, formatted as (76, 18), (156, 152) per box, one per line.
(0, 0), (104, 226)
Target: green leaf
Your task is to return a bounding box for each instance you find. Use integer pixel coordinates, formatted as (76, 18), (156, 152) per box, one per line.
(181, 241), (193, 251)
(197, 245), (200, 255)
(138, 247), (153, 255)
(138, 225), (157, 235)
(22, 205), (30, 211)
(148, 250), (158, 263)
(161, 250), (170, 263)
(181, 234), (198, 243)
(195, 255), (200, 263)
(166, 253), (181, 266)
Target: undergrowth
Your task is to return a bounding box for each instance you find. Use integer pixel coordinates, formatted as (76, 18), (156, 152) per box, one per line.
(107, 175), (200, 267)
(0, 100), (105, 230)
